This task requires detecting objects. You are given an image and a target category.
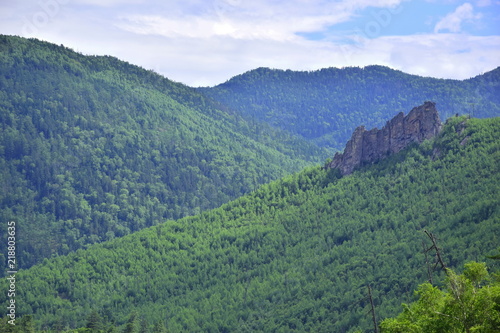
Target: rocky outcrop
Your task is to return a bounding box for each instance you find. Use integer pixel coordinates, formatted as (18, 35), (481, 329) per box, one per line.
(326, 101), (442, 175)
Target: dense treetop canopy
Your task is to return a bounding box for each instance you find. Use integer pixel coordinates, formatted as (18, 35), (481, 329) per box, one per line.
(0, 35), (326, 269)
(1, 116), (498, 332)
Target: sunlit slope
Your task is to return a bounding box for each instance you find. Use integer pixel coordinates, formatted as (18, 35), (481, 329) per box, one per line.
(3, 116), (498, 332)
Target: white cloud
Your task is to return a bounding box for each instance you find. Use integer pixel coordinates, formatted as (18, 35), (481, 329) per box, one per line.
(115, 0), (408, 42)
(374, 34), (500, 79)
(112, 31), (500, 86)
(434, 3), (482, 33)
(424, 0), (492, 5)
(117, 12), (352, 42)
(0, 0), (498, 87)
(71, 0), (145, 6)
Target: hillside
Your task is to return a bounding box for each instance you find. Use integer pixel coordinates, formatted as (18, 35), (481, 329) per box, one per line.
(0, 35), (327, 269)
(2, 115), (498, 332)
(198, 66), (500, 151)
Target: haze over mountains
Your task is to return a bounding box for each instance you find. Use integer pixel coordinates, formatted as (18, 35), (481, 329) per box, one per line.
(0, 35), (499, 332)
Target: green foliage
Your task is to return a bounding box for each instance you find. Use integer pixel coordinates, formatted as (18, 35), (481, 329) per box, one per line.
(0, 315), (35, 333)
(0, 35), (327, 270)
(487, 248), (500, 261)
(123, 312), (138, 333)
(199, 66), (500, 151)
(152, 320), (167, 333)
(1, 117), (498, 332)
(86, 310), (102, 332)
(380, 262), (500, 332)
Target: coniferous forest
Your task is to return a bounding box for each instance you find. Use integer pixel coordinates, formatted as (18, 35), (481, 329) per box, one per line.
(0, 35), (499, 332)
(0, 35), (326, 269)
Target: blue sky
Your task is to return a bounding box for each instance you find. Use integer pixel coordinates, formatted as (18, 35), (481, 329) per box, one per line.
(1, 0), (499, 86)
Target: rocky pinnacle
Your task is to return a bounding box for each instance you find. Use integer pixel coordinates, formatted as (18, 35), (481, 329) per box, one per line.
(326, 101), (442, 175)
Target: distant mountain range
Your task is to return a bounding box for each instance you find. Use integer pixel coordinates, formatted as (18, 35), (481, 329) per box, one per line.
(199, 65), (500, 151)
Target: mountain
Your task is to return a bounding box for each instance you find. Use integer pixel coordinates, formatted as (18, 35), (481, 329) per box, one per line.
(0, 35), (327, 270)
(198, 65), (500, 151)
(2, 114), (498, 332)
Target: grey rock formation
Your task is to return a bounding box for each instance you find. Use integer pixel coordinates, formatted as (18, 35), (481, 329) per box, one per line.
(326, 101), (442, 175)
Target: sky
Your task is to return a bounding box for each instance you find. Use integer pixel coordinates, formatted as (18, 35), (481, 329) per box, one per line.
(0, 0), (499, 87)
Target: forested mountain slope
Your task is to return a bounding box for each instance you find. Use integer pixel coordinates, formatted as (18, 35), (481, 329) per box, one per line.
(198, 66), (500, 151)
(3, 116), (498, 332)
(0, 35), (327, 269)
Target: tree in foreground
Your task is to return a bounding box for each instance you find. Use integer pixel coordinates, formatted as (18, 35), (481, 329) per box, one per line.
(380, 261), (500, 332)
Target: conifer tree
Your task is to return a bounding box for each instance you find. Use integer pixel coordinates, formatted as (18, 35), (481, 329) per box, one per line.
(86, 310), (102, 332)
(20, 315), (35, 333)
(123, 312), (138, 333)
(139, 318), (149, 333)
(152, 320), (167, 333)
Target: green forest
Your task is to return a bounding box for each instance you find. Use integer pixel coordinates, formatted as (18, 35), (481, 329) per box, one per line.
(1, 35), (499, 332)
(0, 35), (326, 270)
(199, 65), (500, 151)
(1, 115), (498, 332)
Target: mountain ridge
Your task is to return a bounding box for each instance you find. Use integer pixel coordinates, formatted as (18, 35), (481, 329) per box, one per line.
(215, 65), (499, 86)
(198, 65), (500, 151)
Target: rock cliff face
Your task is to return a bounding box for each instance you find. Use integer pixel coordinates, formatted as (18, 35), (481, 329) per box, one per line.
(326, 101), (442, 175)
